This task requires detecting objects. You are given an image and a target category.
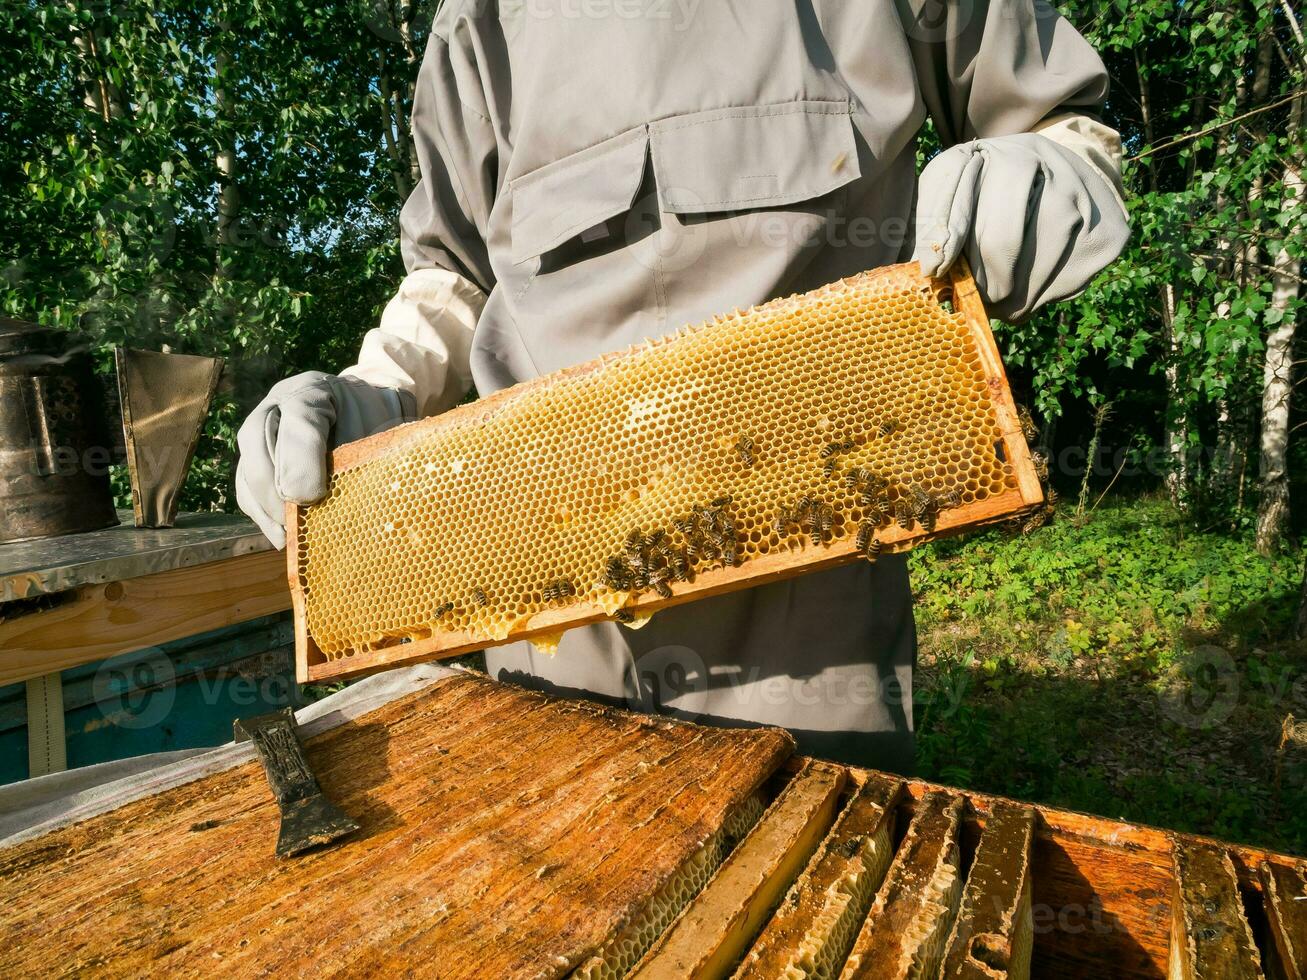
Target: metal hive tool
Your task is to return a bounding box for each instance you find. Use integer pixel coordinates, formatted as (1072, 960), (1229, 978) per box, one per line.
(288, 262), (1043, 683)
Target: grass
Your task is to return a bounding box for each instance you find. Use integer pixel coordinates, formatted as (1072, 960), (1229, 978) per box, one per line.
(910, 495), (1307, 855)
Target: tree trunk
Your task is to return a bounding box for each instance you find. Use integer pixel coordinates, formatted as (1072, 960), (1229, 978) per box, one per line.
(1296, 555), (1307, 640)
(1207, 26), (1270, 509)
(1255, 91), (1303, 555)
(378, 52), (413, 203)
(377, 0), (421, 203)
(67, 2), (128, 124)
(214, 13), (239, 274)
(1135, 51), (1192, 507)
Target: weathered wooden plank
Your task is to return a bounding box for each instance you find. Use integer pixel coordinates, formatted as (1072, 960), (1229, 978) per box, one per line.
(940, 802), (1036, 979)
(0, 549), (290, 686)
(1169, 839), (1265, 980)
(0, 672), (793, 978)
(734, 773), (901, 979)
(630, 760), (846, 980)
(839, 791), (965, 979)
(1258, 861), (1306, 980)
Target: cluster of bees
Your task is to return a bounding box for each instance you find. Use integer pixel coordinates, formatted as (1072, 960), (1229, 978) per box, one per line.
(777, 422), (964, 563)
(499, 413), (993, 626)
(1006, 404), (1058, 535)
(595, 496), (743, 619)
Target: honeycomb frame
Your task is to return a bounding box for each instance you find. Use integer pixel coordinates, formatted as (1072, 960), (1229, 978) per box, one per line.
(289, 261), (1043, 683)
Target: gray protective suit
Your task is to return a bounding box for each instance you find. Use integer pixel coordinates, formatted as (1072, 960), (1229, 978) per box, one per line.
(238, 0), (1126, 772)
(405, 0), (1117, 771)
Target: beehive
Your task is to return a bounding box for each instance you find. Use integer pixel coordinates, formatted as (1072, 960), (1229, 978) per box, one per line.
(289, 262), (1043, 682)
(6, 670), (1307, 979)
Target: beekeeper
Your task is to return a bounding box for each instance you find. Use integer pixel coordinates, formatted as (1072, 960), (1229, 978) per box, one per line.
(236, 0), (1128, 770)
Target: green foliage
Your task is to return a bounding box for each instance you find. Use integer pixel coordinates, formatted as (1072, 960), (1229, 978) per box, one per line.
(0, 0), (419, 509)
(912, 497), (1307, 852)
(1000, 0), (1304, 523)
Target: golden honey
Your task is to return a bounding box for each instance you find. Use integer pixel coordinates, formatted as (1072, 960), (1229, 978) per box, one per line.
(294, 264), (1024, 663)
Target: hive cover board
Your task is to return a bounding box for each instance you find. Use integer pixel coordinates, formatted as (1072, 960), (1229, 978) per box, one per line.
(289, 262), (1043, 682)
(0, 672), (794, 977)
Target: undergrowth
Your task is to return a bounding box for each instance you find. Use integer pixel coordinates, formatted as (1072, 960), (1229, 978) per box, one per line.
(910, 495), (1307, 854)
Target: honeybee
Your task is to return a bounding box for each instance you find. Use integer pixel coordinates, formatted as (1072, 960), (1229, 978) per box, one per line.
(855, 520), (875, 554)
(1045, 487), (1060, 508)
(614, 609), (636, 623)
(822, 457), (840, 478)
(1018, 404), (1039, 443)
(721, 534), (742, 565)
(806, 502), (833, 545)
(1021, 507), (1050, 535)
(668, 549), (691, 581)
(837, 836), (863, 859)
(652, 579), (674, 598)
(711, 494), (734, 508)
(876, 418), (904, 439)
(471, 588), (489, 608)
(936, 488), (963, 509)
(734, 435), (756, 467)
(818, 503), (835, 537)
(673, 516), (696, 536)
(908, 486), (934, 516)
(864, 538), (883, 563)
(434, 601), (454, 618)
(772, 510), (790, 535)
(893, 499), (915, 530)
(1031, 451), (1050, 482)
(820, 437), (855, 459)
(604, 556), (634, 591)
(543, 579), (576, 602)
(862, 498), (887, 525)
(919, 508), (938, 533)
(625, 528), (646, 555)
(845, 467), (872, 489)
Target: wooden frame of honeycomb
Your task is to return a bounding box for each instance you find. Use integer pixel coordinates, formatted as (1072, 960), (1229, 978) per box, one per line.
(288, 261), (1043, 683)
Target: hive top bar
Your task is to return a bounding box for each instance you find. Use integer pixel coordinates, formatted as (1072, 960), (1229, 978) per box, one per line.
(290, 262), (1042, 681)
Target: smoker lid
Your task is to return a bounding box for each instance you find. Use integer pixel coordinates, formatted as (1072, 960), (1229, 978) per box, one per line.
(0, 317), (62, 358)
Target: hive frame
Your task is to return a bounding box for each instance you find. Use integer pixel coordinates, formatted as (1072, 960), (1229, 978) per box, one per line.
(289, 262), (1043, 683)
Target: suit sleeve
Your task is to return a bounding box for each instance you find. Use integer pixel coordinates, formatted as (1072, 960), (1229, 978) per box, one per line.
(896, 0), (1110, 143)
(344, 23), (500, 417)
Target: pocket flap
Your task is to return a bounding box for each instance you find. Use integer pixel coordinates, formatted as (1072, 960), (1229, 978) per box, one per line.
(650, 100), (860, 215)
(510, 126), (649, 263)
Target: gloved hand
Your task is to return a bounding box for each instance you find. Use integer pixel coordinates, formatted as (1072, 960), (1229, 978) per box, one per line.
(235, 372), (414, 548)
(912, 132), (1129, 322)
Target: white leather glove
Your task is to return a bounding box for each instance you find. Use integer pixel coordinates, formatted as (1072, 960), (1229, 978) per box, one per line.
(235, 372), (414, 548)
(913, 131), (1129, 322)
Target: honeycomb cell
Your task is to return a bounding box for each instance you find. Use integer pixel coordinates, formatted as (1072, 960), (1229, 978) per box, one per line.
(296, 265), (1021, 660)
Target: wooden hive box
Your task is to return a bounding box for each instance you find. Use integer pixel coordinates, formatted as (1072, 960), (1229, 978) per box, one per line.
(290, 263), (1043, 683)
(3, 669), (1303, 979)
